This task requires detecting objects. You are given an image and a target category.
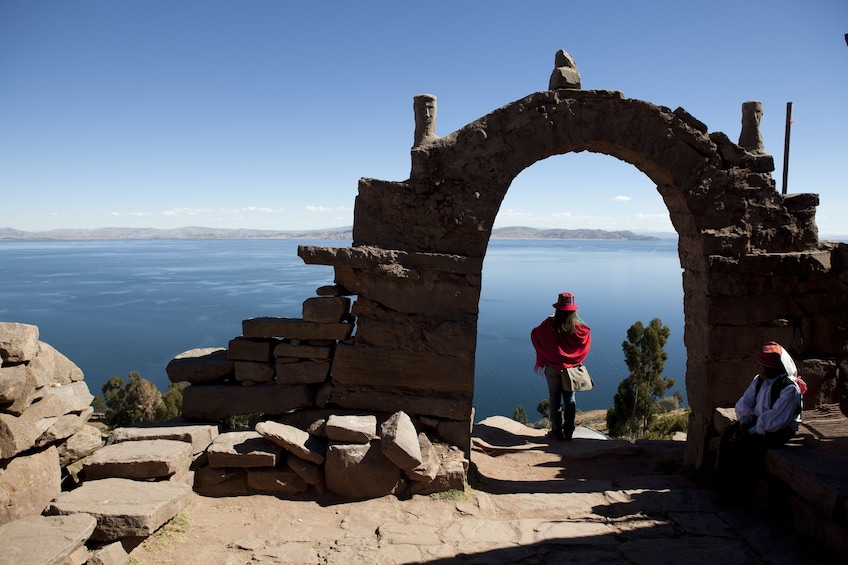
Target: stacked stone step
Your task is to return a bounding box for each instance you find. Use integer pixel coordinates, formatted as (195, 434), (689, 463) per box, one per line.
(193, 410), (468, 500)
(0, 322), (103, 527)
(167, 291), (353, 421)
(44, 422), (218, 552)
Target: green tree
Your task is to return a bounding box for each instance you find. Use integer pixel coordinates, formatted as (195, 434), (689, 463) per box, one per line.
(155, 382), (187, 422)
(536, 398), (550, 419)
(513, 405), (528, 425)
(100, 372), (165, 427)
(606, 318), (675, 439)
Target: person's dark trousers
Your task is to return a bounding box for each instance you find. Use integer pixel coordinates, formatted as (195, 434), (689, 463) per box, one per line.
(544, 366), (577, 440)
(715, 422), (794, 496)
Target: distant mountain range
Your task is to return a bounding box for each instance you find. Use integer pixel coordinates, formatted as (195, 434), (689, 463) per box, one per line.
(0, 226), (661, 241)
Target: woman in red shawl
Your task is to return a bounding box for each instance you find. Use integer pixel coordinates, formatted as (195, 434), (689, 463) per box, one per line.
(531, 292), (592, 440)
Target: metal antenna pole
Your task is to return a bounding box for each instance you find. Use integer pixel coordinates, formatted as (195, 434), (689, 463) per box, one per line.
(782, 102), (793, 195)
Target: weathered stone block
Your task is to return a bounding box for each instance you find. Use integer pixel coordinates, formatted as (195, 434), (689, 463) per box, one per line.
(43, 380), (94, 413)
(0, 514), (97, 565)
(88, 540), (129, 565)
(83, 439), (192, 480)
(36, 406), (94, 447)
(107, 422), (219, 456)
(275, 360), (329, 385)
(166, 348), (233, 384)
(193, 464), (250, 497)
(302, 296), (351, 323)
(0, 322), (39, 363)
(181, 383), (313, 420)
(58, 424), (104, 467)
(246, 467), (309, 496)
(273, 341), (334, 360)
(406, 432), (439, 482)
(287, 456), (324, 486)
(228, 337), (277, 362)
(325, 414), (377, 443)
(380, 411), (422, 472)
(0, 364), (26, 403)
(0, 395), (67, 458)
(324, 441), (402, 500)
(0, 446), (61, 525)
(255, 420), (325, 464)
(243, 317), (353, 341)
(206, 431), (282, 468)
(46, 477), (192, 542)
(331, 342), (473, 394)
(30, 341), (85, 386)
(321, 384), (472, 421)
(234, 361), (275, 383)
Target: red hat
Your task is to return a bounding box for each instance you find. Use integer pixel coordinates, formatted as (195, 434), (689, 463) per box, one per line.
(756, 341), (784, 368)
(553, 292), (579, 311)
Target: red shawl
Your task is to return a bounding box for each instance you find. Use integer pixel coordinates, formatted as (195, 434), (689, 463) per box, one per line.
(531, 317), (592, 373)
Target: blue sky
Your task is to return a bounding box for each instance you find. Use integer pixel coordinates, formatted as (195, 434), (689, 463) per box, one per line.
(1, 1), (846, 236)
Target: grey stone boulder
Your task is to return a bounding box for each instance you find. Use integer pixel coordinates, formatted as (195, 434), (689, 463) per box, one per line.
(207, 431), (283, 468)
(380, 411), (422, 471)
(0, 322), (39, 363)
(42, 380), (94, 413)
(286, 456), (324, 487)
(0, 445), (61, 525)
(107, 421), (219, 456)
(0, 513), (97, 565)
(325, 414), (377, 443)
(166, 347), (233, 385)
(255, 420), (325, 464)
(87, 541), (129, 565)
(246, 467), (309, 496)
(0, 394), (67, 458)
(324, 441), (402, 500)
(58, 424), (104, 467)
(30, 341), (85, 386)
(46, 477), (192, 542)
(83, 439), (192, 480)
(406, 432), (439, 482)
(0, 364), (27, 404)
(36, 406), (93, 448)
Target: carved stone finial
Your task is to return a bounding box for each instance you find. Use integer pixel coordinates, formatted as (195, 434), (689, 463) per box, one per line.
(413, 94), (437, 147)
(739, 100), (765, 154)
(549, 49), (581, 90)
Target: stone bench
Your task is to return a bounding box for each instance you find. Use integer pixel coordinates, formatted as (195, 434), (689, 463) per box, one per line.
(712, 404), (848, 556)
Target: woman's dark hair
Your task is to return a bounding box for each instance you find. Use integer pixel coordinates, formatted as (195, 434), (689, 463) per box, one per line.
(552, 309), (578, 335)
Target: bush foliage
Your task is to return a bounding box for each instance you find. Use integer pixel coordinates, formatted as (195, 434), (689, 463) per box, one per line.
(95, 372), (185, 427)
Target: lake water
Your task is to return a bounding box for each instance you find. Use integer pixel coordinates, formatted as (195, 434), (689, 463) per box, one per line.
(0, 238), (686, 422)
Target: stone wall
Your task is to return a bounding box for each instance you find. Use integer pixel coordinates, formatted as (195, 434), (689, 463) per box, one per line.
(0, 322), (102, 524)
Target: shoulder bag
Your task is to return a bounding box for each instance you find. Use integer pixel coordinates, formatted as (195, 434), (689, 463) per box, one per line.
(563, 364), (594, 392)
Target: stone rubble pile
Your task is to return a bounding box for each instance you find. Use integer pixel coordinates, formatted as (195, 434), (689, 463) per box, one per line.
(1, 322), (102, 523)
(193, 410), (468, 500)
(0, 322), (199, 565)
(166, 287), (471, 499)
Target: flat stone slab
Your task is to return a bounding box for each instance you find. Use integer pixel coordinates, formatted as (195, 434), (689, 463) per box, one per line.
(0, 513), (96, 565)
(107, 422), (219, 455)
(207, 431), (283, 468)
(84, 439), (192, 480)
(46, 477), (192, 542)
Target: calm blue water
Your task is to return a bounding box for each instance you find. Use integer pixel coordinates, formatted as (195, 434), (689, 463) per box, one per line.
(0, 238), (685, 422)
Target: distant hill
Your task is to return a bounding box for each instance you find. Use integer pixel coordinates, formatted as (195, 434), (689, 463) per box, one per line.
(0, 226), (660, 241)
(490, 227), (659, 240)
(0, 226), (354, 241)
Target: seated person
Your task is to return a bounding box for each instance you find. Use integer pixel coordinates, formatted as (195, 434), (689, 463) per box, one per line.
(715, 341), (806, 498)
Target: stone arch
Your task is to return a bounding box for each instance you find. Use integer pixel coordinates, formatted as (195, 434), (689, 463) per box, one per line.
(299, 58), (842, 470)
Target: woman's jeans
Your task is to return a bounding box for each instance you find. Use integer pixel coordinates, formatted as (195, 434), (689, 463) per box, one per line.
(544, 365), (576, 439)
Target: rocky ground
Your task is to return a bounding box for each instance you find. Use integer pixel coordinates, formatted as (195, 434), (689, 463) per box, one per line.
(126, 413), (836, 565)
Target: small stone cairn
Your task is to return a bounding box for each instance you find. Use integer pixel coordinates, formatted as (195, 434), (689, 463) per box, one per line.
(167, 286), (468, 500)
